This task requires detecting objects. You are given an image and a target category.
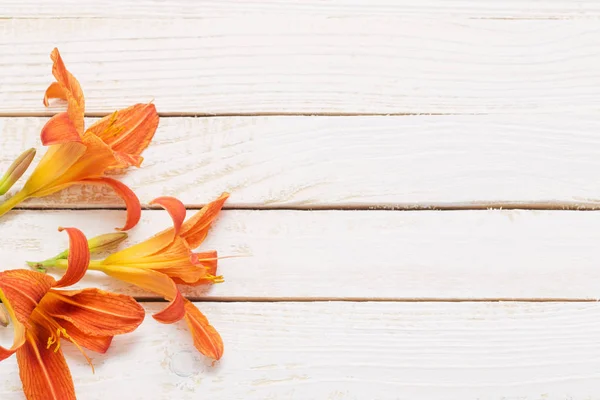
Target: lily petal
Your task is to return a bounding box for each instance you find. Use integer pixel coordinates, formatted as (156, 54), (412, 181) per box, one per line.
(43, 82), (66, 106)
(81, 177), (141, 231)
(53, 227), (90, 288)
(57, 319), (113, 354)
(40, 113), (82, 146)
(41, 288), (144, 336)
(0, 289), (26, 361)
(0, 270), (55, 324)
(101, 266), (185, 324)
(47, 48), (85, 136)
(191, 250), (218, 275)
(184, 300), (223, 360)
(86, 103), (159, 167)
(181, 192), (229, 248)
(23, 142), (86, 197)
(150, 196), (186, 239)
(172, 250), (220, 285)
(17, 333), (75, 400)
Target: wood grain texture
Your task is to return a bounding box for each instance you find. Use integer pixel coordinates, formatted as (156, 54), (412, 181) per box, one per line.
(4, 115), (600, 209)
(2, 18), (600, 114)
(3, 209), (600, 300)
(2, 301), (600, 399)
(3, 0), (600, 19)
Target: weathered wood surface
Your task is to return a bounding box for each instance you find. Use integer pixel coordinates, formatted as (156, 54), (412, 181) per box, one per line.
(4, 0), (600, 19)
(2, 18), (600, 115)
(2, 302), (599, 399)
(1, 209), (600, 300)
(3, 116), (600, 209)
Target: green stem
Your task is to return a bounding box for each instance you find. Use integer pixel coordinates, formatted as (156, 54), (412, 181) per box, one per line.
(0, 190), (29, 218)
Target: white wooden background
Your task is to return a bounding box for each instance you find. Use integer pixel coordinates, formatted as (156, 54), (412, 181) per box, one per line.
(1, 1), (600, 398)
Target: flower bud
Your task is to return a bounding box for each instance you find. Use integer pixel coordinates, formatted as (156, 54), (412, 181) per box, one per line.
(0, 148), (36, 195)
(27, 232), (128, 270)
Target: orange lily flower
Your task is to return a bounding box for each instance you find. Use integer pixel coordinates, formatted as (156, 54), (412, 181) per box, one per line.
(0, 48), (159, 230)
(0, 227), (145, 400)
(43, 193), (229, 360)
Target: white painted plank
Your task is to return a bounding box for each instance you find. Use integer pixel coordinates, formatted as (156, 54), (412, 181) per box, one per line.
(3, 209), (600, 299)
(3, 115), (600, 208)
(2, 301), (600, 399)
(3, 0), (600, 19)
(2, 18), (600, 114)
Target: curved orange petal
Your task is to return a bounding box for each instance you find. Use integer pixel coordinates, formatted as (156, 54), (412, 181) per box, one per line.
(86, 103), (159, 166)
(101, 265), (185, 324)
(181, 192), (229, 248)
(41, 288), (144, 336)
(43, 82), (66, 106)
(81, 177), (141, 231)
(150, 196), (186, 239)
(23, 142), (86, 197)
(0, 289), (26, 361)
(184, 300), (223, 360)
(53, 227), (90, 288)
(47, 48), (85, 136)
(0, 270), (55, 324)
(17, 333), (75, 400)
(58, 319), (113, 354)
(40, 112), (82, 146)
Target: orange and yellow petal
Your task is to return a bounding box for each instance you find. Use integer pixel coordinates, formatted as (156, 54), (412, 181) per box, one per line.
(80, 176), (141, 231)
(41, 288), (144, 336)
(41, 134), (119, 188)
(103, 226), (176, 265)
(171, 250), (220, 285)
(23, 142), (86, 197)
(85, 103), (158, 166)
(191, 250), (218, 276)
(181, 192), (229, 249)
(100, 265), (185, 324)
(0, 289), (26, 361)
(53, 227), (90, 288)
(150, 196), (186, 239)
(46, 48), (85, 136)
(0, 270), (55, 324)
(17, 333), (75, 400)
(184, 300), (223, 360)
(40, 113), (82, 146)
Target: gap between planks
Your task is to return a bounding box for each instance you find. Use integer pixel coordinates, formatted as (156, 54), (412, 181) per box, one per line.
(12, 201), (600, 211)
(131, 297), (600, 303)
